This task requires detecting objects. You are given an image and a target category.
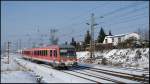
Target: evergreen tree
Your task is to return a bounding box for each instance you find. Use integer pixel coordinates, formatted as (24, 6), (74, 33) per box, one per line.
(70, 37), (76, 47)
(97, 27), (106, 43)
(84, 30), (91, 45)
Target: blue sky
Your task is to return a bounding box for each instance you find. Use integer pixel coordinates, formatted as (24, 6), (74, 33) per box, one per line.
(1, 1), (149, 48)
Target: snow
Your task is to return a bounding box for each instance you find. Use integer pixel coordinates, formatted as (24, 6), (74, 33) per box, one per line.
(1, 53), (37, 83)
(1, 71), (37, 83)
(1, 53), (94, 83)
(77, 48), (149, 70)
(13, 54), (94, 83)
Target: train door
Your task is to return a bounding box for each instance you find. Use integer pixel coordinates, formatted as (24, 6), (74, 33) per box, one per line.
(50, 49), (57, 61)
(50, 49), (53, 61)
(53, 49), (57, 62)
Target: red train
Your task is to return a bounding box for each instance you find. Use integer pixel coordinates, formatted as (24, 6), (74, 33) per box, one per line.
(21, 44), (78, 68)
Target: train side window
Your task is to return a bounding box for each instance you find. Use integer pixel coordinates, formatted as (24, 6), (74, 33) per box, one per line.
(50, 50), (52, 57)
(36, 51), (37, 55)
(43, 50), (44, 56)
(44, 50), (45, 56)
(38, 51), (39, 56)
(39, 51), (40, 55)
(36, 51), (38, 55)
(41, 50), (43, 56)
(40, 51), (42, 56)
(46, 50), (47, 55)
(44, 50), (46, 56)
(44, 50), (47, 56)
(34, 51), (35, 55)
(42, 50), (44, 56)
(43, 50), (45, 56)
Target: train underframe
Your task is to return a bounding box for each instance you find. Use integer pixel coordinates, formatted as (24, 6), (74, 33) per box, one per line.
(22, 56), (78, 70)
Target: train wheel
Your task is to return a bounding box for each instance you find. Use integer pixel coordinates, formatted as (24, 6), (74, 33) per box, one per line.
(64, 66), (68, 70)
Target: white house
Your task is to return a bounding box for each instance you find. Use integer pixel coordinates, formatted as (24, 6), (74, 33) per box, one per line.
(103, 32), (140, 46)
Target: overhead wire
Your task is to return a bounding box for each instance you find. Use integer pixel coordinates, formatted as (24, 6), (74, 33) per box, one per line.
(95, 1), (147, 19)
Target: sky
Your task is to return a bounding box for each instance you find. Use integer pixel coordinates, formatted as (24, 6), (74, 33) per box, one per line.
(1, 1), (149, 49)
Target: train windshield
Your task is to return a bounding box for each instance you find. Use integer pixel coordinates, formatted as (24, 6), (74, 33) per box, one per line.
(60, 48), (76, 56)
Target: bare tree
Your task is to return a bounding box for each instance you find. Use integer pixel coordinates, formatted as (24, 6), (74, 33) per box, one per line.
(144, 28), (149, 41)
(136, 27), (149, 41)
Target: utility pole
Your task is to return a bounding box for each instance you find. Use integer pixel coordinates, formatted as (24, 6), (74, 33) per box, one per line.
(7, 41), (11, 64)
(19, 39), (21, 50)
(50, 29), (58, 45)
(87, 13), (98, 60)
(4, 42), (7, 56)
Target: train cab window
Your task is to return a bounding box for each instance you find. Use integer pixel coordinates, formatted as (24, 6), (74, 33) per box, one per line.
(50, 50), (52, 57)
(54, 50), (57, 57)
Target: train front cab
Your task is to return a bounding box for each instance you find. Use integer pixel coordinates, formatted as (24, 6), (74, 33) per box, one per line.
(58, 46), (78, 68)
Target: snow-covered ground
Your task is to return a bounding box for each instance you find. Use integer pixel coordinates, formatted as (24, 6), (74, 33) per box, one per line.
(1, 53), (37, 83)
(1, 53), (94, 83)
(77, 48), (149, 70)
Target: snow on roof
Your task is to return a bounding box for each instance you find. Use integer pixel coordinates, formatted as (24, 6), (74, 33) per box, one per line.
(106, 33), (129, 38)
(105, 32), (139, 38)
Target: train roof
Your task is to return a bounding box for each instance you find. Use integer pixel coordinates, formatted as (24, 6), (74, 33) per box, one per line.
(22, 44), (75, 51)
(59, 44), (75, 49)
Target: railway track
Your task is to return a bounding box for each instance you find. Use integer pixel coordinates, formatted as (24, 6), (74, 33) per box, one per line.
(63, 70), (123, 83)
(95, 64), (148, 72)
(20, 58), (148, 83)
(71, 65), (149, 83)
(40, 64), (141, 83)
(39, 64), (100, 83)
(40, 64), (117, 83)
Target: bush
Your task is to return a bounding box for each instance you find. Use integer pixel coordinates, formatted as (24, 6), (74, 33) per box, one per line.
(101, 57), (107, 65)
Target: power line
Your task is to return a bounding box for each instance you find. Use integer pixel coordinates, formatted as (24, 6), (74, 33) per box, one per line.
(98, 6), (148, 24)
(105, 15), (148, 27)
(56, 2), (109, 29)
(59, 2), (147, 38)
(95, 2), (147, 19)
(100, 11), (148, 27)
